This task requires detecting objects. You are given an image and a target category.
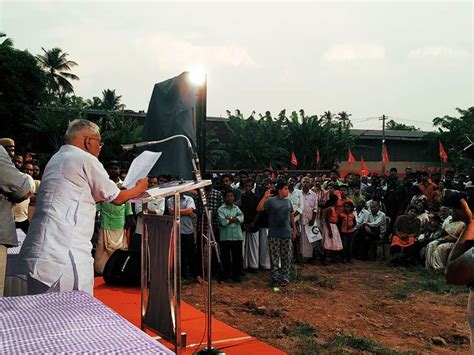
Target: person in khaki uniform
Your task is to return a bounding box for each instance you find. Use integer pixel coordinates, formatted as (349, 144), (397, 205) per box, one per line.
(0, 142), (33, 296)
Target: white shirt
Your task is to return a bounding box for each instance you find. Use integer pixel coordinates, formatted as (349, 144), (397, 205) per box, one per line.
(19, 145), (120, 289)
(301, 189), (318, 225)
(134, 198), (165, 235)
(288, 188), (304, 222)
(356, 208), (370, 227)
(14, 175), (36, 222)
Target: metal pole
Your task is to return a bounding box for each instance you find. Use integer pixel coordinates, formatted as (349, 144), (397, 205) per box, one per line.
(174, 192), (182, 355)
(380, 114), (386, 175)
(206, 210), (213, 349)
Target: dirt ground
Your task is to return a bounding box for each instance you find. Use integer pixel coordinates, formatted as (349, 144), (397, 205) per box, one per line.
(182, 261), (470, 354)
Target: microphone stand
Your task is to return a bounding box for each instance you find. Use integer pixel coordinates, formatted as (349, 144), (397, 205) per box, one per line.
(122, 137), (224, 354)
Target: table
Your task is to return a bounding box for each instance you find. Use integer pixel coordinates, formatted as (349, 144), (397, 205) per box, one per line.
(0, 291), (174, 354)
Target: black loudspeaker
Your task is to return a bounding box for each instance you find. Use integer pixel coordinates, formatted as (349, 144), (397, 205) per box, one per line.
(103, 250), (141, 287)
(143, 72), (202, 179)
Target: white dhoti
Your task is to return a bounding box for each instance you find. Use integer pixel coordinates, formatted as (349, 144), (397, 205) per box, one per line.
(258, 228), (270, 269)
(300, 224), (314, 259)
(94, 229), (127, 274)
(244, 231), (259, 269)
(28, 250), (94, 295)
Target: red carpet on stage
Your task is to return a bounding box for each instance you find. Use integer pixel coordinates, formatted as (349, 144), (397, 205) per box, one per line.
(94, 277), (285, 354)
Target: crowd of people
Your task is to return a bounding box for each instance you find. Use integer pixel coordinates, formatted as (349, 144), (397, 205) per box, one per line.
(2, 120), (474, 294)
(3, 131), (474, 291)
(2, 119), (474, 352)
(70, 162), (474, 289)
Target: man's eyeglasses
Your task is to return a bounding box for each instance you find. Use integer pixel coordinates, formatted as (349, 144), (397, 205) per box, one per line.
(84, 136), (104, 149)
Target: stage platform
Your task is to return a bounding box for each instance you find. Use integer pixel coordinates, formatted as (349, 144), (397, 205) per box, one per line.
(94, 277), (285, 354)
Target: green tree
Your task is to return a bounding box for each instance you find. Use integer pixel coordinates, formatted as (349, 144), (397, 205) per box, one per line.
(386, 119), (420, 131)
(429, 107), (474, 166)
(100, 89), (125, 111)
(99, 113), (143, 162)
(0, 32), (13, 47)
(36, 47), (79, 98)
(0, 44), (48, 139)
(219, 109), (354, 170)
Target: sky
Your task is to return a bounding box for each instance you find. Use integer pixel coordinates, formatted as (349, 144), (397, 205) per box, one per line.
(1, 0), (472, 131)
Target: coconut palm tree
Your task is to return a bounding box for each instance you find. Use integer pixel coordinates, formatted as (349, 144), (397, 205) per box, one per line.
(0, 32), (13, 47)
(36, 47), (79, 97)
(101, 89), (125, 111)
(337, 111), (353, 129)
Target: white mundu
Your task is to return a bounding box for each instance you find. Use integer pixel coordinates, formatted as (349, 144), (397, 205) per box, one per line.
(19, 145), (120, 294)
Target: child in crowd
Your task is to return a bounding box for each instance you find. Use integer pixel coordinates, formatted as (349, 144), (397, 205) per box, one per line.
(339, 201), (357, 263)
(321, 194), (343, 262)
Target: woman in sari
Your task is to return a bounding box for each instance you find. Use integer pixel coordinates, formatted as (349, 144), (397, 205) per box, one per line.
(425, 210), (466, 270)
(390, 205), (421, 265)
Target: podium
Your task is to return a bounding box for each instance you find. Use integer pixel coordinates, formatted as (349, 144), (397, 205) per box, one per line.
(134, 180), (212, 355)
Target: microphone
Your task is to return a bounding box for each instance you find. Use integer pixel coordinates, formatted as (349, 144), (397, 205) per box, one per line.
(121, 141), (160, 151)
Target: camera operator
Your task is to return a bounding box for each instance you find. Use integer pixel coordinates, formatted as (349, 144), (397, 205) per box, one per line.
(445, 199), (474, 352)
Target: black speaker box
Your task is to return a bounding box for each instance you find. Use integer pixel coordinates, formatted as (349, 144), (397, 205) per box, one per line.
(103, 250), (141, 287)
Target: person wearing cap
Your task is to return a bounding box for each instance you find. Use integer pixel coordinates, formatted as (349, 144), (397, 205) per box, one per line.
(0, 145), (34, 297)
(0, 138), (15, 159)
(19, 119), (148, 295)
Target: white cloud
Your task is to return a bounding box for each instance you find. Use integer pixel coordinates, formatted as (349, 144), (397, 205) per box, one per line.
(135, 33), (257, 71)
(322, 43), (385, 62)
(408, 46), (471, 58)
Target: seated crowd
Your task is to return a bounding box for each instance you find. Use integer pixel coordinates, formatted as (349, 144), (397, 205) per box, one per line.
(4, 136), (471, 288)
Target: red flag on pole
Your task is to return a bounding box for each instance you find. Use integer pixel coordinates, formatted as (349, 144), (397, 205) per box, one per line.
(439, 141), (448, 163)
(316, 149), (321, 165)
(290, 152), (298, 166)
(347, 148), (356, 166)
(382, 144), (390, 165)
(360, 156), (368, 176)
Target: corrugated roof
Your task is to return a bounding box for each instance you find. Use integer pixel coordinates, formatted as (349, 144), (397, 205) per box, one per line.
(350, 129), (428, 140)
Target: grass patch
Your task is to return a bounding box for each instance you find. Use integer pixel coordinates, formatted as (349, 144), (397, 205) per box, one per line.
(292, 323), (317, 337)
(325, 333), (415, 354)
(391, 271), (468, 300)
(288, 322), (319, 355)
(293, 336), (319, 355)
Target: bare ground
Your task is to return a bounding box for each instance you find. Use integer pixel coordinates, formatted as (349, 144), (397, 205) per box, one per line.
(182, 261), (470, 354)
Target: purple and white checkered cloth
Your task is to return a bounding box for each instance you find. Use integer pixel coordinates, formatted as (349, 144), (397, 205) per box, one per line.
(0, 291), (174, 354)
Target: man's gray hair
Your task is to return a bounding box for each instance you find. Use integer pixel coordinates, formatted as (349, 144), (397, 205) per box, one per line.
(65, 119), (100, 143)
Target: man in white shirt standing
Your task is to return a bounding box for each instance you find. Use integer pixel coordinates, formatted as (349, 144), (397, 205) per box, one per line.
(19, 119), (148, 295)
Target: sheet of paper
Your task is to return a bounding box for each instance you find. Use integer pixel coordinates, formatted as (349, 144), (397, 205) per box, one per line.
(122, 150), (162, 189)
(305, 224), (322, 243)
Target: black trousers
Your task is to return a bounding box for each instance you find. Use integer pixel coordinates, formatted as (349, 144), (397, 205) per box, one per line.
(340, 232), (354, 261)
(15, 220), (30, 234)
(220, 240), (243, 281)
(181, 233), (196, 278)
(354, 227), (380, 260)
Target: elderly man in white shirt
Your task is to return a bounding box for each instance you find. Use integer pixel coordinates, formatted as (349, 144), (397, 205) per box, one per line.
(299, 177), (324, 263)
(19, 119), (148, 295)
(356, 200), (386, 260)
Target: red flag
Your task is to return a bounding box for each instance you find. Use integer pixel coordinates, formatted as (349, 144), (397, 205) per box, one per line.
(382, 144), (389, 165)
(316, 149), (321, 165)
(290, 151), (298, 166)
(439, 141), (448, 163)
(347, 148), (356, 166)
(360, 156), (368, 176)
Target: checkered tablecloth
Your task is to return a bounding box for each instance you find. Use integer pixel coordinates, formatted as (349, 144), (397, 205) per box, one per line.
(7, 229), (26, 255)
(0, 291), (174, 354)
